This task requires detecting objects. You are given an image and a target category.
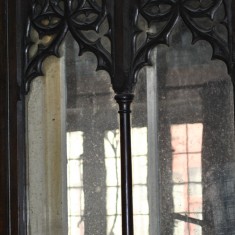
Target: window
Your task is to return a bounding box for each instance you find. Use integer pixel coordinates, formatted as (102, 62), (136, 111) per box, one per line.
(171, 123), (203, 234)
(1, 1), (235, 235)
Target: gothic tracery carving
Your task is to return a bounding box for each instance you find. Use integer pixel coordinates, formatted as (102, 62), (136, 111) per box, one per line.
(133, 0), (229, 79)
(24, 0), (232, 93)
(25, 0), (111, 93)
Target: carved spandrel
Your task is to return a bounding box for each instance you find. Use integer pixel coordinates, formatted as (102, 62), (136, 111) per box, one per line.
(25, 0), (111, 94)
(25, 0), (68, 93)
(134, 0), (230, 80)
(67, 0), (112, 72)
(25, 0), (232, 94)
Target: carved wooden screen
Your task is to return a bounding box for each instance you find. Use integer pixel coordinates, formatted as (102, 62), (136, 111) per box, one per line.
(23, 1), (235, 235)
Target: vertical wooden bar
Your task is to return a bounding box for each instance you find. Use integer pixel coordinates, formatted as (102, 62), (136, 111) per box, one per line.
(0, 1), (10, 234)
(0, 0), (26, 234)
(228, 0), (235, 133)
(110, 0), (136, 93)
(112, 0), (136, 230)
(115, 94), (134, 235)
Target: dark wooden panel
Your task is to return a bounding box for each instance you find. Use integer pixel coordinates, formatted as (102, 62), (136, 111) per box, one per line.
(0, 0), (11, 233)
(0, 0), (29, 234)
(8, 0), (19, 234)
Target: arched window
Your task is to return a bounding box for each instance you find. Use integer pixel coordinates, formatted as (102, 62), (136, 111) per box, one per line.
(0, 1), (235, 235)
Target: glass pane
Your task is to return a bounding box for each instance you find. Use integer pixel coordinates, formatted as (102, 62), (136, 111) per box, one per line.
(64, 32), (149, 235)
(26, 4), (234, 235)
(26, 33), (150, 235)
(26, 55), (68, 234)
(153, 18), (234, 235)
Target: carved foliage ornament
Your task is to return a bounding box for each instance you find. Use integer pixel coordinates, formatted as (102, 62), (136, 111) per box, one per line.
(25, 0), (232, 94)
